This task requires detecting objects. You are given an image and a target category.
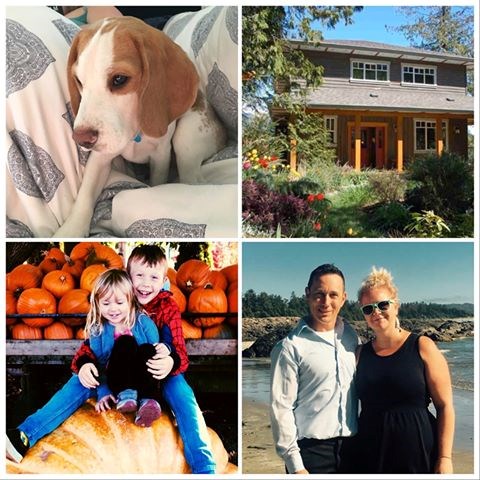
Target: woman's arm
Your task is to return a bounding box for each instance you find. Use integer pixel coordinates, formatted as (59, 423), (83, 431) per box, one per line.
(418, 335), (455, 474)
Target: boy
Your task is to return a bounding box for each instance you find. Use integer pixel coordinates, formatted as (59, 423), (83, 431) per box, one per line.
(71, 244), (216, 474)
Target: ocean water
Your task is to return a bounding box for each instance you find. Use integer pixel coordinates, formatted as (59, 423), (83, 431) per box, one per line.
(243, 336), (475, 402)
(437, 337), (474, 391)
(242, 336), (475, 453)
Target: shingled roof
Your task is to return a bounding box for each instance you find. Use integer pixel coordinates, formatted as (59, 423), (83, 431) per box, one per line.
(291, 39), (474, 67)
(306, 85), (474, 115)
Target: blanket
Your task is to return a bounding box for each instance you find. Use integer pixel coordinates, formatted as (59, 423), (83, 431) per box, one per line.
(6, 6), (238, 238)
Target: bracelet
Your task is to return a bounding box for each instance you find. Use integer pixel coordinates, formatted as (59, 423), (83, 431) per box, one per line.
(440, 456), (452, 459)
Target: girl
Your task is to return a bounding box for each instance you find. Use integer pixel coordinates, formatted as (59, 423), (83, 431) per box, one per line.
(7, 269), (174, 463)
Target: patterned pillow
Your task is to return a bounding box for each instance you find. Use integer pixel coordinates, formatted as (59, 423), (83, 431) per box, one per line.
(163, 6), (238, 141)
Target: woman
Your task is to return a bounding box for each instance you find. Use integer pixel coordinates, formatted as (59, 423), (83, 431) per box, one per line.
(351, 266), (454, 473)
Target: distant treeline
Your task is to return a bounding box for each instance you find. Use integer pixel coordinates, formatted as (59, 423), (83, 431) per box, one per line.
(242, 289), (474, 321)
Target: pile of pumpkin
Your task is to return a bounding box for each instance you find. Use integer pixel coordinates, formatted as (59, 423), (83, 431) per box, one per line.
(168, 259), (238, 340)
(6, 243), (124, 340)
(6, 243), (238, 341)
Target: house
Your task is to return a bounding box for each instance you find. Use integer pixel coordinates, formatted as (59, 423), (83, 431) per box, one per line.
(274, 40), (474, 171)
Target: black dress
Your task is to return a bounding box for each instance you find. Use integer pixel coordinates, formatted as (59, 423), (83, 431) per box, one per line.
(352, 333), (438, 473)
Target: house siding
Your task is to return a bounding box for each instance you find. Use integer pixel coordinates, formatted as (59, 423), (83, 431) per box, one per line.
(304, 50), (467, 94)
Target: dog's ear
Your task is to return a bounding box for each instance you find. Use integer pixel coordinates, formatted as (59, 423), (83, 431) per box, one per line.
(67, 26), (98, 117)
(67, 34), (81, 116)
(138, 29), (199, 138)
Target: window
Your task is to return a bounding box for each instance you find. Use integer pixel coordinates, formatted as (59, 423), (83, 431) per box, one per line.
(414, 119), (448, 152)
(402, 64), (436, 85)
(324, 116), (337, 145)
(351, 60), (389, 82)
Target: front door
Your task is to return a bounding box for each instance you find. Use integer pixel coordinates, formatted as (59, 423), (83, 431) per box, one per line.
(349, 126), (386, 169)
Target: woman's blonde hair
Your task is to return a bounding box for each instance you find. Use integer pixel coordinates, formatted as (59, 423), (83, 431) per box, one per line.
(85, 269), (137, 337)
(357, 266), (399, 303)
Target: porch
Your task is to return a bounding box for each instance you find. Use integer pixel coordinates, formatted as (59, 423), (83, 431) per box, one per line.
(288, 109), (472, 172)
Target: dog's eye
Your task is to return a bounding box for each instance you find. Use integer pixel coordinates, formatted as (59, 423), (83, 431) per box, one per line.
(111, 75), (128, 88)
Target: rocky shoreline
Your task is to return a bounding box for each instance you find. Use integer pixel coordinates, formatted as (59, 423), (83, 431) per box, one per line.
(242, 317), (474, 358)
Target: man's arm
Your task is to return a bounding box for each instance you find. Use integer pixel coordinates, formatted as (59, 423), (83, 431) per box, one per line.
(270, 342), (306, 474)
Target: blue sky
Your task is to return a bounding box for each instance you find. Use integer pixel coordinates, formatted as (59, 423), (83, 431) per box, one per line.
(311, 5), (470, 47)
(319, 6), (410, 46)
(242, 241), (475, 304)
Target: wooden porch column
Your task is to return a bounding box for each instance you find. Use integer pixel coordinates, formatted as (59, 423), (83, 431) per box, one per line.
(396, 114), (404, 172)
(354, 113), (361, 171)
(436, 116), (444, 156)
(289, 138), (297, 171)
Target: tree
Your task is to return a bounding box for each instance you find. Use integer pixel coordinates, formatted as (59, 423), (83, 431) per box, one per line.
(387, 7), (474, 93)
(243, 6), (363, 109)
(388, 7), (473, 56)
(242, 6), (362, 168)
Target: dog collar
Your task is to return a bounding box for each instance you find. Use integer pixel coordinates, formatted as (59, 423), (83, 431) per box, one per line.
(133, 132), (142, 143)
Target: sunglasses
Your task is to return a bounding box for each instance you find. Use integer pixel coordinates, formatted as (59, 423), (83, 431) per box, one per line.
(360, 299), (394, 316)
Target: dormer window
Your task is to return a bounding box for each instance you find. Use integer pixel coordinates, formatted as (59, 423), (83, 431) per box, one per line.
(402, 64), (436, 86)
(351, 59), (389, 82)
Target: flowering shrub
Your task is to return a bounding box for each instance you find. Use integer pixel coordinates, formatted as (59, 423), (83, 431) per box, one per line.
(243, 179), (330, 237)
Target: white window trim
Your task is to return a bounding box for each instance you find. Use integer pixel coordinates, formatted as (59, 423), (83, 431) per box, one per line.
(401, 63), (437, 87)
(324, 115), (338, 145)
(414, 118), (448, 153)
(350, 58), (390, 83)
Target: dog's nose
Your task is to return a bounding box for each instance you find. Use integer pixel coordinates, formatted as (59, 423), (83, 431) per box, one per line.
(73, 128), (98, 149)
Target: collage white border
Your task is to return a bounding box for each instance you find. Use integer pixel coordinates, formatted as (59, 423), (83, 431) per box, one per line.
(2, 0), (478, 479)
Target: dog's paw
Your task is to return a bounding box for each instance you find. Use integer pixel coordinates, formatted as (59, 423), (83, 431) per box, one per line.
(52, 219), (89, 238)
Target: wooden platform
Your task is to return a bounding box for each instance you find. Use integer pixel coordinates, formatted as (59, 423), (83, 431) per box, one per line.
(6, 339), (236, 362)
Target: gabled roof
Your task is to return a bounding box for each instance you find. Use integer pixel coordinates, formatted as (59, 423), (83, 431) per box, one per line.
(290, 39), (474, 67)
(306, 85), (474, 116)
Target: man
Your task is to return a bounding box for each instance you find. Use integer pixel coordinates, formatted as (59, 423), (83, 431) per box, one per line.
(270, 264), (359, 474)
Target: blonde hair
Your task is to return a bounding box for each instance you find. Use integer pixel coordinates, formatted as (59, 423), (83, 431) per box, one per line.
(357, 266), (399, 303)
(85, 269), (138, 337)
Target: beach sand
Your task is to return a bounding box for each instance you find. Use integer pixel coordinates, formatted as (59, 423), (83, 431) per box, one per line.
(242, 399), (474, 475)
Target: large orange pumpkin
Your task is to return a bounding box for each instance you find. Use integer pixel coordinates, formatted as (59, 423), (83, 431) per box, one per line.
(86, 243), (123, 269)
(6, 290), (17, 326)
(180, 319), (202, 339)
(203, 323), (236, 339)
(42, 271), (75, 299)
(6, 400), (237, 474)
(176, 259), (211, 294)
(7, 264), (43, 296)
(62, 257), (85, 280)
(16, 288), (56, 328)
(226, 285), (238, 326)
(58, 289), (90, 327)
(170, 284), (187, 313)
(80, 264), (108, 293)
(208, 270), (228, 292)
(11, 323), (43, 340)
(75, 327), (86, 340)
(221, 264), (238, 286)
(69, 242), (96, 262)
(44, 322), (74, 340)
(38, 247), (66, 274)
(188, 284), (227, 328)
(167, 268), (177, 286)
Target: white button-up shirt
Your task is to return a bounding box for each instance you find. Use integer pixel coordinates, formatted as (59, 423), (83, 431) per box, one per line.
(270, 316), (359, 473)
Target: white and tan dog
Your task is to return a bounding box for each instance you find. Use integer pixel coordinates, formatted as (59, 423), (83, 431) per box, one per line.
(54, 16), (226, 237)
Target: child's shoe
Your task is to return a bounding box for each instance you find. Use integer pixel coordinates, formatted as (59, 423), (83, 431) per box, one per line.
(116, 388), (138, 413)
(6, 429), (29, 463)
(134, 399), (162, 427)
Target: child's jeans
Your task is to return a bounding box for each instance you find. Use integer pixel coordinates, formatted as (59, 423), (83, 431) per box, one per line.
(163, 374), (216, 474)
(18, 374), (93, 447)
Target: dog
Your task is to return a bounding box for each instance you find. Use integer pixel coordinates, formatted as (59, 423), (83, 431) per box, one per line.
(54, 16), (226, 237)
